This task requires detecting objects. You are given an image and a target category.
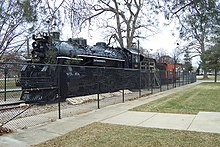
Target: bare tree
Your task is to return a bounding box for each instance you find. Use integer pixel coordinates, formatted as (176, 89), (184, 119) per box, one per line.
(80, 0), (161, 48)
(34, 0), (93, 39)
(62, 0), (93, 38)
(0, 0), (96, 61)
(153, 48), (169, 62)
(0, 0), (40, 59)
(40, 0), (66, 32)
(163, 0), (220, 79)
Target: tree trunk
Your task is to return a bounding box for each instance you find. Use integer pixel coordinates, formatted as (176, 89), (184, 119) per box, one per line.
(201, 48), (208, 80)
(203, 68), (208, 79)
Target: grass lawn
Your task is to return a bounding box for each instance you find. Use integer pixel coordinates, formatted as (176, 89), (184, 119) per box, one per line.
(0, 79), (18, 89)
(34, 122), (220, 147)
(131, 82), (220, 114)
(33, 83), (220, 147)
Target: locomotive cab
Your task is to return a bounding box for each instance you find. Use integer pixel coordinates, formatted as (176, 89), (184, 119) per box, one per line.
(126, 48), (145, 69)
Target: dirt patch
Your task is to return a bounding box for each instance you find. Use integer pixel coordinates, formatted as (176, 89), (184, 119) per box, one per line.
(128, 93), (152, 101)
(0, 125), (12, 136)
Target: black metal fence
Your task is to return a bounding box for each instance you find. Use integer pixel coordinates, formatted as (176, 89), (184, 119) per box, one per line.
(0, 62), (197, 131)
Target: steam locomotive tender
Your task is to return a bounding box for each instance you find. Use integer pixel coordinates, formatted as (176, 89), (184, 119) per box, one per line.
(19, 32), (149, 102)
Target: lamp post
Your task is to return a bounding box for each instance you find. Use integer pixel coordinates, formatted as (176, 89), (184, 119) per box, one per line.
(173, 43), (179, 88)
(174, 55), (177, 88)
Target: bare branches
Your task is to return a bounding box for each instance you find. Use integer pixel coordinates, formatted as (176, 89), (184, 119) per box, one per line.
(0, 0), (40, 59)
(62, 0), (93, 37)
(167, 0), (219, 74)
(171, 1), (194, 17)
(80, 0), (159, 48)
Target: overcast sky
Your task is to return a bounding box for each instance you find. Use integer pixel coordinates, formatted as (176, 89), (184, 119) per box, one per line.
(62, 23), (178, 51)
(61, 17), (200, 67)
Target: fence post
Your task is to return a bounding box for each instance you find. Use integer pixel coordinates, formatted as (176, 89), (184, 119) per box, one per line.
(148, 70), (150, 91)
(188, 72), (190, 84)
(97, 83), (100, 109)
(183, 71), (185, 85)
(57, 94), (61, 119)
(4, 68), (8, 101)
(122, 69), (125, 103)
(166, 71), (169, 90)
(150, 70), (153, 94)
(122, 89), (125, 103)
(160, 71), (162, 92)
(172, 70), (175, 89)
(186, 72), (188, 84)
(57, 64), (61, 119)
(145, 71), (147, 89)
(214, 67), (217, 83)
(174, 71), (177, 88)
(139, 69), (141, 98)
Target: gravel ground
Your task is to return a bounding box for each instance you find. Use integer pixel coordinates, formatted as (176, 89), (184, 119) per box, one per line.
(0, 82), (184, 132)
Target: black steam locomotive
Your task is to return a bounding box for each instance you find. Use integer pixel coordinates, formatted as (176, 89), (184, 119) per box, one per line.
(19, 32), (156, 102)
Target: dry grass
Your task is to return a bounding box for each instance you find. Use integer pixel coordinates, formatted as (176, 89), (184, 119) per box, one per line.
(34, 122), (220, 147)
(33, 82), (220, 147)
(131, 82), (220, 114)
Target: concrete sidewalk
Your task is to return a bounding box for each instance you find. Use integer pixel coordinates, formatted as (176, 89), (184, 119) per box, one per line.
(1, 81), (220, 147)
(101, 111), (220, 133)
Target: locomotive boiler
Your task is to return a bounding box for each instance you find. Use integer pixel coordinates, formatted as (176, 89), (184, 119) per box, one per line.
(19, 32), (149, 102)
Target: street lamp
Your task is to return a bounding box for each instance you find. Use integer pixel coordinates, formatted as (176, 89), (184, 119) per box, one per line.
(173, 43), (179, 88)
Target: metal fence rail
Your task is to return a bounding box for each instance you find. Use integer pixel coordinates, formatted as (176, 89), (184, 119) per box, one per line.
(0, 62), (197, 131)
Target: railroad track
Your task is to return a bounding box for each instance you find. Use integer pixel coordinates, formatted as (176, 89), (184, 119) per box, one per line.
(0, 100), (29, 111)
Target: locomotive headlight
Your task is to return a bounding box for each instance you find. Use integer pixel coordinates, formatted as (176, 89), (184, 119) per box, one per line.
(32, 50), (45, 58)
(32, 42), (39, 49)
